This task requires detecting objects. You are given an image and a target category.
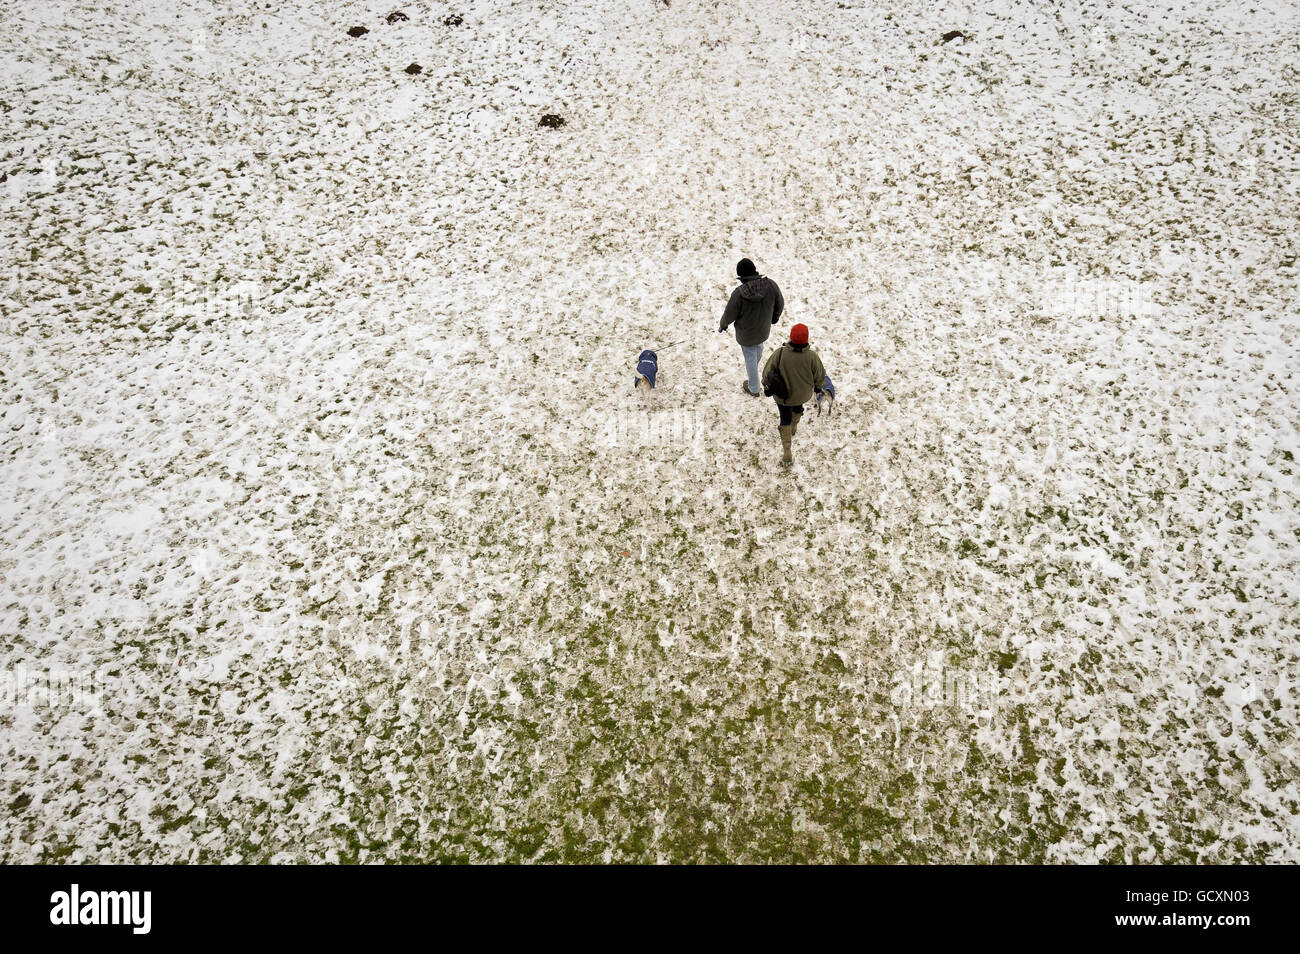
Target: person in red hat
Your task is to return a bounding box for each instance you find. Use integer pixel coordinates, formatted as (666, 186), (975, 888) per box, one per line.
(761, 322), (826, 467)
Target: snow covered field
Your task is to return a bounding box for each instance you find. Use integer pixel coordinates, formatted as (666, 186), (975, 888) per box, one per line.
(1, 0), (1297, 862)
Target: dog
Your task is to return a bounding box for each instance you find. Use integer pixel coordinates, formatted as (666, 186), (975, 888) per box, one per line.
(633, 349), (658, 390)
(815, 374), (836, 415)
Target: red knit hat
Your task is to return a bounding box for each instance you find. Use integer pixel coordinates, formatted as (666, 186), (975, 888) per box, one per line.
(789, 323), (809, 345)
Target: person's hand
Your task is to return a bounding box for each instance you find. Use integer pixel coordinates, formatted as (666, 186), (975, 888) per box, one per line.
(771, 317), (779, 324)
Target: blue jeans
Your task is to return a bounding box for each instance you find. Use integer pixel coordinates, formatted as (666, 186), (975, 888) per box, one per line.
(740, 343), (764, 395)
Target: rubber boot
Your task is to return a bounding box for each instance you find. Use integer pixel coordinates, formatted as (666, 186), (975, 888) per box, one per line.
(779, 425), (793, 466)
(790, 414), (800, 438)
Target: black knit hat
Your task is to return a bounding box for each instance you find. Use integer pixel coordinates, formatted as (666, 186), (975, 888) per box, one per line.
(736, 258), (757, 278)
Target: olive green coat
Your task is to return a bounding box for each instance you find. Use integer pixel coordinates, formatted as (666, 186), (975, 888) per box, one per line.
(762, 343), (826, 406)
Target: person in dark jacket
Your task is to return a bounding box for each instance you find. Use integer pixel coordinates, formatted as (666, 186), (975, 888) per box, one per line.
(719, 257), (784, 396)
(761, 323), (826, 467)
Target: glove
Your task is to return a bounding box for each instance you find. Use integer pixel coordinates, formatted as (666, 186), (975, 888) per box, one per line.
(771, 317), (778, 324)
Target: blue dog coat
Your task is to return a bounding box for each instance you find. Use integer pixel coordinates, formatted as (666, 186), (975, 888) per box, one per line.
(816, 374), (835, 403)
(635, 349), (658, 388)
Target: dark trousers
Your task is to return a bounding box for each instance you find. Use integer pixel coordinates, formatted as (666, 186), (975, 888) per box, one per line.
(777, 403), (804, 426)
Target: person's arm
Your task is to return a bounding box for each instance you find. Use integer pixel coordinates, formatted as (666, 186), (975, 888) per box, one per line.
(771, 281), (784, 324)
(719, 288), (740, 332)
(813, 352), (826, 392)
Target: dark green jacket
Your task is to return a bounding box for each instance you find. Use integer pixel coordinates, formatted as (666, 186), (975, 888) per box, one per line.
(762, 342), (826, 406)
(719, 275), (784, 346)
